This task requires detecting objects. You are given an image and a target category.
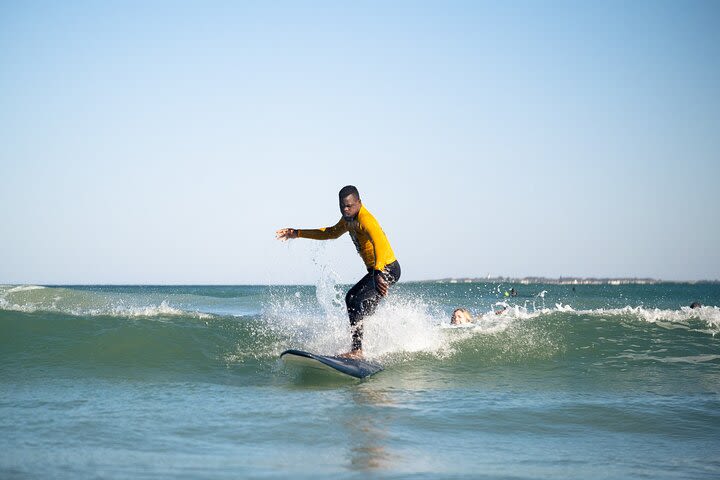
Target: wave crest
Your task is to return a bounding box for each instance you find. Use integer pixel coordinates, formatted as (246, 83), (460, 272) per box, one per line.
(0, 285), (213, 319)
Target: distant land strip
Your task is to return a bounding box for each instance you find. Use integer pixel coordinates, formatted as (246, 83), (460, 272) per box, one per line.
(417, 277), (719, 285)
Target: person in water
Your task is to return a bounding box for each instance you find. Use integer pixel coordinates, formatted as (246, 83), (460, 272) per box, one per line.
(451, 308), (473, 325)
(276, 185), (400, 359)
(450, 306), (507, 325)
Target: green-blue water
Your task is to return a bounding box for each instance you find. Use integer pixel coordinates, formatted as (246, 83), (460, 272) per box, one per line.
(2, 282), (719, 479)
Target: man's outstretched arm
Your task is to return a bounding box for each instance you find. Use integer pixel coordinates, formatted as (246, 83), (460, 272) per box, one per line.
(276, 219), (348, 241)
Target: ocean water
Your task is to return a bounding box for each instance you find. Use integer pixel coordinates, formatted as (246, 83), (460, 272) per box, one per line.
(1, 281), (719, 479)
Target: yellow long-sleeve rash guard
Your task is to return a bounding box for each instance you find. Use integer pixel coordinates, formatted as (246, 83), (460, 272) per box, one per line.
(297, 205), (397, 271)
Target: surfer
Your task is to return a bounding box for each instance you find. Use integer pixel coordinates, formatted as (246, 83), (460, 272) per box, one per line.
(276, 185), (400, 359)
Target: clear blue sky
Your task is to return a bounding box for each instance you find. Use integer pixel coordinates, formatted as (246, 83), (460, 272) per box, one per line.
(1, 1), (718, 284)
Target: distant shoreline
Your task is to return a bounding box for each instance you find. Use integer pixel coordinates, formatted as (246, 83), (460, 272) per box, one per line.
(2, 278), (718, 286)
(417, 277), (720, 285)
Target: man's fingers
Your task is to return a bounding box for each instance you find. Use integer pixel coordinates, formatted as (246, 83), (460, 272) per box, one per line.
(375, 273), (388, 296)
(276, 228), (294, 241)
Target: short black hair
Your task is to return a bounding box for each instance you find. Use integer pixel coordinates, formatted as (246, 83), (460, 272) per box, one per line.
(338, 185), (360, 200)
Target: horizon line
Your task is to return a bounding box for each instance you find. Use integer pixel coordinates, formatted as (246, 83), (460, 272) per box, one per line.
(3, 276), (719, 287)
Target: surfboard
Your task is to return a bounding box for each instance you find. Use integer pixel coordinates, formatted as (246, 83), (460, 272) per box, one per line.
(280, 349), (383, 379)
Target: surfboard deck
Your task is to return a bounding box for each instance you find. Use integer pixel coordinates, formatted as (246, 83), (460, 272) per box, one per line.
(280, 349), (383, 379)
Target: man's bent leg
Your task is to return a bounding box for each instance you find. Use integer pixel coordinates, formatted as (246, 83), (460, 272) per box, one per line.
(345, 272), (378, 352)
(344, 261), (401, 352)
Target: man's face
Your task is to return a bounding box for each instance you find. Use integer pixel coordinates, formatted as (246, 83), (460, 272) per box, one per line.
(340, 194), (361, 220)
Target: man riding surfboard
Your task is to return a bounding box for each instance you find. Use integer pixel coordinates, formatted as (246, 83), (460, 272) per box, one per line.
(276, 185), (400, 359)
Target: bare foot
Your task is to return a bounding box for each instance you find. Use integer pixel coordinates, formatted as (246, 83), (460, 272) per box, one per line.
(338, 350), (364, 360)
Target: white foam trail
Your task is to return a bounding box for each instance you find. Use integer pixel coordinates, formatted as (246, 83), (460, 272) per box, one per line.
(265, 296), (451, 361)
(312, 249), (346, 320)
(439, 302), (720, 335)
(264, 245), (455, 359)
(4, 285), (46, 293)
(0, 285), (212, 319)
(363, 298), (451, 359)
(101, 300), (212, 319)
(555, 303), (575, 312)
(570, 305), (720, 327)
(261, 278), (720, 364)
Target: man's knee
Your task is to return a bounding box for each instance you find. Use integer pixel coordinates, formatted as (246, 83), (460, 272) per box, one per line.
(345, 290), (356, 309)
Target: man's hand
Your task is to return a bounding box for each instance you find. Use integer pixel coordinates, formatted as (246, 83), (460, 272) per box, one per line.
(374, 270), (388, 296)
(276, 228), (298, 241)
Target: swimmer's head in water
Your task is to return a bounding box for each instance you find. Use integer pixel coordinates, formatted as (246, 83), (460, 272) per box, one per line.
(451, 308), (473, 325)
